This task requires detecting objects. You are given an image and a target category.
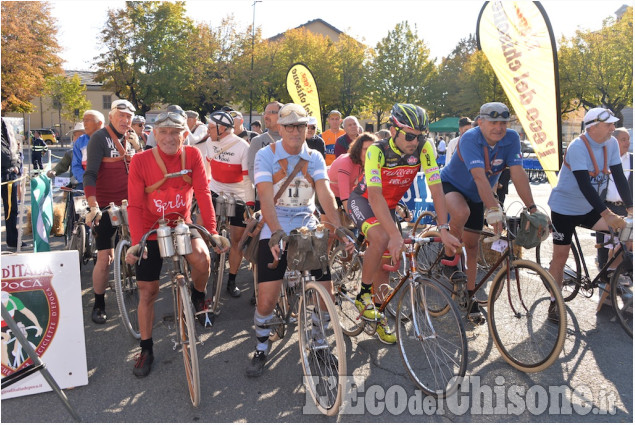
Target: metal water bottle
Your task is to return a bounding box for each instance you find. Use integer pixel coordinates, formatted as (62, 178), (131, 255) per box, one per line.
(156, 220), (175, 258)
(225, 193), (236, 217)
(619, 216), (633, 242)
(120, 199), (129, 227)
(108, 202), (122, 227)
(174, 219), (193, 256)
(215, 193), (227, 217)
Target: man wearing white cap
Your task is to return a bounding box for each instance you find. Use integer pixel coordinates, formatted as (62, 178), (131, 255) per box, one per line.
(548, 107), (632, 321)
(305, 116), (325, 158)
(247, 103), (351, 377)
(441, 102), (539, 324)
(45, 122), (85, 181)
(83, 99), (141, 325)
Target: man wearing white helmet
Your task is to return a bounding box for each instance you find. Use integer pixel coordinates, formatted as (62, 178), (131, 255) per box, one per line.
(125, 105), (229, 378)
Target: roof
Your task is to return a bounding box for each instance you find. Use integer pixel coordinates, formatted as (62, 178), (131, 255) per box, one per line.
(428, 117), (460, 133)
(268, 18), (345, 42)
(64, 70), (102, 87)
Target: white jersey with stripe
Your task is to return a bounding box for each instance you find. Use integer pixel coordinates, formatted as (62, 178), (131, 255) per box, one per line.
(206, 132), (254, 202)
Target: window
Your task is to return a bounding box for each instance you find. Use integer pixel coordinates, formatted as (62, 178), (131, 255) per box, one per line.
(102, 95), (112, 110)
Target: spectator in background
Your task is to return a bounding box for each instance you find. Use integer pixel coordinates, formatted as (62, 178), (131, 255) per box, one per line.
(31, 130), (48, 170)
(131, 115), (147, 147)
(227, 109), (257, 142)
(375, 129), (391, 140)
(446, 117), (473, 162)
(322, 110), (345, 166)
(2, 118), (30, 250)
(334, 116), (361, 159)
(437, 136), (446, 155)
(304, 116), (325, 158)
(250, 120), (262, 134)
(185, 110), (211, 180)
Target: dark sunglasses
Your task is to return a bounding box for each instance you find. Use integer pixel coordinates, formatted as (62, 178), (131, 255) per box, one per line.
(282, 123), (307, 132)
(398, 128), (425, 143)
(482, 110), (510, 119)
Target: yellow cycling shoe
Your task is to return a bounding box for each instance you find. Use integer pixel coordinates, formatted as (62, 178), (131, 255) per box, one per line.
(376, 318), (396, 345)
(355, 293), (381, 320)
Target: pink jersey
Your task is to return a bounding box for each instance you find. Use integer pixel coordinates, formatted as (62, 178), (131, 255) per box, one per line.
(327, 153), (362, 201)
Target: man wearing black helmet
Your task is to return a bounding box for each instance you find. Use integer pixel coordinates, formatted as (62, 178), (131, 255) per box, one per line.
(348, 103), (461, 344)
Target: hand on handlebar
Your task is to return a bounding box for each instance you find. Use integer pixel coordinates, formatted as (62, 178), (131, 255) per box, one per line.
(387, 233), (404, 264)
(439, 230), (462, 257)
(603, 210), (627, 231)
(335, 227), (356, 254)
(125, 244), (147, 265)
(210, 234), (230, 254)
(86, 206), (102, 226)
(268, 229), (286, 263)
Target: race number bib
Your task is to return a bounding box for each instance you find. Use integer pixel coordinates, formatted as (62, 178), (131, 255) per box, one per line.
(274, 177), (314, 208)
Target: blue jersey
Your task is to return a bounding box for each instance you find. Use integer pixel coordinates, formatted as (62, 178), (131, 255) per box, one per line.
(548, 133), (621, 215)
(254, 141), (327, 239)
(440, 127), (523, 203)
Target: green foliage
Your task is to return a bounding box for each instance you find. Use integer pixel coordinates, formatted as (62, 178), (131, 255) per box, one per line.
(45, 74), (92, 122)
(1, 1), (63, 113)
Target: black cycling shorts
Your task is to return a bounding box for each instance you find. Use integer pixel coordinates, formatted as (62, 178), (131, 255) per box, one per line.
(94, 212), (117, 251)
(442, 181), (484, 232)
(256, 239), (331, 283)
(550, 210), (602, 246)
(347, 191), (396, 236)
(212, 192), (247, 228)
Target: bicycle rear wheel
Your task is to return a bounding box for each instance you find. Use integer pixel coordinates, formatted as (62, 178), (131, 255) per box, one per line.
(610, 261), (633, 338)
(329, 247), (363, 336)
(488, 259), (566, 373)
(67, 223), (85, 270)
(536, 237), (581, 302)
(113, 238), (140, 339)
(211, 227), (228, 315)
(177, 280), (201, 407)
(298, 281), (346, 416)
(396, 277), (467, 398)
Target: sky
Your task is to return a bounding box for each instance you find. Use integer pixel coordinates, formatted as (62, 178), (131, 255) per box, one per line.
(49, 0), (630, 70)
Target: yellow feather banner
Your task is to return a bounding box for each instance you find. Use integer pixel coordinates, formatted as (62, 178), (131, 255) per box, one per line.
(286, 63), (323, 133)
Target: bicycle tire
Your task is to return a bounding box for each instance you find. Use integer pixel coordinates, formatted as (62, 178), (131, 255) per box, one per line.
(396, 277), (467, 398)
(177, 280), (201, 407)
(329, 247), (364, 336)
(67, 224), (85, 270)
(298, 281), (346, 416)
(610, 260), (633, 338)
(536, 237), (581, 302)
(211, 227), (228, 315)
(64, 200), (75, 247)
(412, 211), (438, 236)
(269, 286), (288, 342)
(113, 239), (140, 339)
(488, 259), (566, 373)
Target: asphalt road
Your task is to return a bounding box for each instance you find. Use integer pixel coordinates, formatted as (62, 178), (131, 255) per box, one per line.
(1, 151), (632, 422)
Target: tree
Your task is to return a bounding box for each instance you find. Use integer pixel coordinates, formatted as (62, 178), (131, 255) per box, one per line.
(366, 22), (436, 129)
(462, 50), (510, 113)
(45, 74), (92, 124)
(1, 1), (63, 113)
(332, 34), (371, 118)
(558, 7), (633, 124)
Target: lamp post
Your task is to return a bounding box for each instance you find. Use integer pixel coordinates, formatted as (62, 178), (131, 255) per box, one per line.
(248, 0), (262, 127)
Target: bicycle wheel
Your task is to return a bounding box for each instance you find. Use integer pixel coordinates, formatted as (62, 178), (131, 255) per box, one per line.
(211, 227), (228, 315)
(177, 280), (201, 407)
(396, 277), (467, 398)
(113, 238), (140, 339)
(269, 286), (288, 342)
(610, 261), (633, 338)
(67, 223), (85, 269)
(536, 237), (581, 302)
(488, 259), (566, 373)
(412, 211), (437, 235)
(298, 281), (346, 416)
(329, 247), (363, 336)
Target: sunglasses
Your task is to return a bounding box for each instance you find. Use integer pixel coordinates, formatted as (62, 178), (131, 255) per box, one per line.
(481, 110), (510, 119)
(265, 110), (280, 115)
(112, 100), (136, 112)
(398, 128), (425, 143)
(585, 109), (615, 125)
(154, 111), (186, 126)
(282, 123), (307, 132)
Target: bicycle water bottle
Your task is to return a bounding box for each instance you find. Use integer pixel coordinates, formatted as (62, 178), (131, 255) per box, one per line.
(174, 219), (193, 256)
(215, 193), (227, 217)
(156, 220), (175, 258)
(108, 202), (122, 227)
(225, 193), (236, 217)
(619, 216), (633, 242)
(120, 199), (129, 227)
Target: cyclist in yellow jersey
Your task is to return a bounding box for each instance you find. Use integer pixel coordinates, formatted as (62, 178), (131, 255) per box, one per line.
(348, 103), (461, 343)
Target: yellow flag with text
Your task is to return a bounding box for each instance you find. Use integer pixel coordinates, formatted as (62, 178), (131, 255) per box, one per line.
(286, 63), (322, 133)
(477, 1), (561, 187)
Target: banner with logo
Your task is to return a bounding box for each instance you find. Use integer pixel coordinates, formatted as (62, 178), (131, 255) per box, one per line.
(477, 1), (562, 187)
(286, 63), (323, 133)
(1, 251), (87, 399)
(30, 174), (53, 252)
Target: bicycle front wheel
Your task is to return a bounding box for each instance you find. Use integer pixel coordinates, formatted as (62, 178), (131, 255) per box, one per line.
(396, 277), (467, 398)
(67, 223), (85, 270)
(298, 281), (346, 416)
(113, 238), (140, 339)
(177, 280), (201, 407)
(610, 261), (633, 338)
(488, 259), (566, 373)
(536, 237), (581, 302)
(329, 247), (363, 336)
(211, 227), (228, 315)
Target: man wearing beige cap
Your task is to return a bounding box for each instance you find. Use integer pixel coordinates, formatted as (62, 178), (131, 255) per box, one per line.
(548, 107), (632, 322)
(185, 110), (211, 179)
(322, 110), (345, 165)
(83, 99), (141, 325)
(441, 102), (538, 324)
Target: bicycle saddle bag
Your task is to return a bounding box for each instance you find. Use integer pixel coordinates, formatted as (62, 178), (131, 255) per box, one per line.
(515, 209), (550, 249)
(286, 226), (329, 273)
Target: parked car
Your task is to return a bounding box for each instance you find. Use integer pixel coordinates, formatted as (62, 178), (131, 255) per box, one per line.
(29, 128), (58, 144)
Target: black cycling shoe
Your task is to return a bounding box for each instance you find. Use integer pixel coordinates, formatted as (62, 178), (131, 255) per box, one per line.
(467, 302), (485, 325)
(547, 301), (560, 324)
(91, 307), (107, 324)
(192, 297), (213, 327)
(227, 282), (241, 298)
(246, 350), (267, 378)
(133, 350), (154, 378)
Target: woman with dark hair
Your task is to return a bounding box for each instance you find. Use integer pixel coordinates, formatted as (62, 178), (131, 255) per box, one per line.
(328, 132), (377, 211)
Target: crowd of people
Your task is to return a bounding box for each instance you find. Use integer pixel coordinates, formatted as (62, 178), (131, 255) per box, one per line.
(2, 97), (632, 382)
